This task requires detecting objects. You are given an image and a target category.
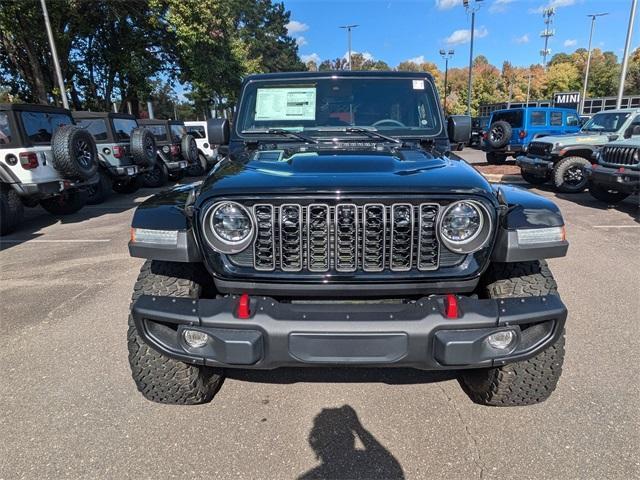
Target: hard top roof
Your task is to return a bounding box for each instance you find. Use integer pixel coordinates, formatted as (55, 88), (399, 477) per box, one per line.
(0, 103), (71, 115)
(243, 70), (436, 82)
(72, 111), (136, 120)
(138, 118), (184, 126)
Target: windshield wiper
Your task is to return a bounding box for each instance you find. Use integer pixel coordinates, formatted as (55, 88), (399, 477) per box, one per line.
(345, 127), (402, 144)
(241, 128), (318, 144)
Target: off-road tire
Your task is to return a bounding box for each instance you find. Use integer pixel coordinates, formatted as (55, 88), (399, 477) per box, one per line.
(86, 170), (112, 205)
(553, 156), (590, 193)
(186, 153), (207, 177)
(141, 162), (168, 188)
(51, 125), (98, 180)
(486, 120), (512, 149)
(130, 128), (156, 167)
(112, 178), (140, 194)
(0, 186), (24, 235)
(588, 180), (630, 205)
(521, 170), (548, 186)
(486, 152), (507, 165)
(127, 260), (224, 405)
(460, 261), (565, 406)
(181, 134), (198, 163)
(39, 189), (87, 216)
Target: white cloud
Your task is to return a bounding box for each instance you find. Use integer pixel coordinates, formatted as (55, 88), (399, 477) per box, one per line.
(343, 51), (374, 61)
(529, 0), (576, 14)
(564, 39), (577, 47)
(296, 36), (307, 47)
(300, 53), (320, 64)
(445, 26), (489, 46)
(407, 55), (426, 64)
(285, 20), (309, 35)
(489, 0), (514, 14)
(435, 0), (462, 10)
(514, 34), (530, 44)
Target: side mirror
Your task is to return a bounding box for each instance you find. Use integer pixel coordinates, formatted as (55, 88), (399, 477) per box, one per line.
(207, 118), (230, 145)
(608, 134), (619, 142)
(447, 115), (472, 144)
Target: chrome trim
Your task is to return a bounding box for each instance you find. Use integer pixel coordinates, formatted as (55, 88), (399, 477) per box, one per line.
(417, 203), (440, 271)
(334, 203), (358, 272)
(307, 203), (330, 272)
(252, 204), (275, 271)
(362, 203), (386, 272)
(279, 204), (303, 272)
(390, 203), (414, 272)
(438, 200), (493, 254)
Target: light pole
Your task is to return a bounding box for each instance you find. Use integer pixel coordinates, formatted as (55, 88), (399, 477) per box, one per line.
(581, 13), (608, 114)
(439, 49), (455, 114)
(339, 24), (359, 71)
(540, 8), (555, 69)
(617, 0), (638, 108)
(40, 0), (68, 109)
(463, 0), (483, 116)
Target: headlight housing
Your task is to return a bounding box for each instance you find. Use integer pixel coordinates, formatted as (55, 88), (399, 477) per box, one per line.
(202, 201), (254, 253)
(439, 200), (492, 254)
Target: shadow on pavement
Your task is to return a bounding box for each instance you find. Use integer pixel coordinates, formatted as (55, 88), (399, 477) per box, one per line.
(298, 405), (404, 480)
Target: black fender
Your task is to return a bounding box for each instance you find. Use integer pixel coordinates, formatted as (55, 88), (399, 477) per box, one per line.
(128, 183), (202, 262)
(558, 145), (596, 160)
(491, 185), (569, 262)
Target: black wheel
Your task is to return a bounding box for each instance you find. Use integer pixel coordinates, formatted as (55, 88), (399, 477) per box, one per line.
(459, 261), (565, 407)
(553, 156), (590, 193)
(140, 162), (168, 188)
(51, 125), (98, 180)
(86, 171), (112, 205)
(0, 186), (24, 235)
(181, 134), (198, 163)
(127, 260), (224, 405)
(186, 153), (207, 177)
(486, 121), (512, 149)
(39, 189), (87, 215)
(112, 178), (140, 194)
(130, 128), (157, 168)
(521, 170), (548, 186)
(588, 181), (630, 205)
(486, 152), (506, 165)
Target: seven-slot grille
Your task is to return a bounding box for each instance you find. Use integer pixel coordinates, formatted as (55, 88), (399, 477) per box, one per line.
(601, 145), (640, 167)
(527, 141), (552, 157)
(250, 203), (441, 273)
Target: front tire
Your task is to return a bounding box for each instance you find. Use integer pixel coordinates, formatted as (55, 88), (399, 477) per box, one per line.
(588, 181), (630, 205)
(459, 261), (565, 407)
(127, 260), (224, 405)
(86, 171), (112, 205)
(553, 156), (590, 193)
(0, 186), (24, 235)
(140, 162), (168, 188)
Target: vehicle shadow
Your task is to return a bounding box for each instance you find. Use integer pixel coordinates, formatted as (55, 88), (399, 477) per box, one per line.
(297, 405), (405, 480)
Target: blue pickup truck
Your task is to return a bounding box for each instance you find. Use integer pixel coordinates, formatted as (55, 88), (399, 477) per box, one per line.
(483, 107), (581, 164)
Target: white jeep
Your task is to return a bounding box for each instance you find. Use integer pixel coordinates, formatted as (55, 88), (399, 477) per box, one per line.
(185, 120), (221, 170)
(0, 103), (98, 235)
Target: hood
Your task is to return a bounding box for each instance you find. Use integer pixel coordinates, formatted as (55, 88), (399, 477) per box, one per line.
(198, 151), (493, 200)
(532, 131), (610, 146)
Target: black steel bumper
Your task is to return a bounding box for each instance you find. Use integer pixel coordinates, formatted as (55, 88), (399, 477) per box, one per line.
(13, 176), (99, 198)
(586, 165), (640, 194)
(516, 155), (554, 175)
(131, 294), (567, 371)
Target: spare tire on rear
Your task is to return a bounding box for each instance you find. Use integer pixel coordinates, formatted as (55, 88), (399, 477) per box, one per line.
(181, 134), (198, 163)
(486, 120), (512, 149)
(130, 127), (157, 167)
(51, 125), (98, 181)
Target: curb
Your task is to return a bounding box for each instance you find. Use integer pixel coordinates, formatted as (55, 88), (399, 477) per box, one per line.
(481, 173), (528, 184)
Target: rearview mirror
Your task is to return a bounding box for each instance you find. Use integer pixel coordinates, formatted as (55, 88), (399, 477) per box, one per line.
(207, 118), (230, 145)
(447, 115), (472, 144)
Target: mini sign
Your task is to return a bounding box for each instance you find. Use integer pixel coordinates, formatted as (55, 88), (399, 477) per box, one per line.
(553, 91), (581, 108)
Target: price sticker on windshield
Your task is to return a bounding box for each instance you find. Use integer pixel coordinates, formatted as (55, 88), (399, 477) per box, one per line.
(412, 80), (425, 90)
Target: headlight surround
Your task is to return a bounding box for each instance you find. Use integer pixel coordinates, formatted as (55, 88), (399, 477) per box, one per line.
(439, 200), (492, 254)
(202, 201), (254, 254)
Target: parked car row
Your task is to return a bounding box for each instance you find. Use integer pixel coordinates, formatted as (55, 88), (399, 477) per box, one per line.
(0, 103), (222, 235)
(481, 106), (639, 204)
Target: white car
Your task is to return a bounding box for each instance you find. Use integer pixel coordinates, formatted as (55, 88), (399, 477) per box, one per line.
(184, 121), (220, 169)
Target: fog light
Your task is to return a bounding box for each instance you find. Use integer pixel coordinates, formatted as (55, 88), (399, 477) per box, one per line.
(486, 330), (516, 350)
(183, 329), (208, 348)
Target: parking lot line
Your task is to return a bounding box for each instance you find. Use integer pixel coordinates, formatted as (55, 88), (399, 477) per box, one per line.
(592, 225), (640, 228)
(0, 239), (112, 243)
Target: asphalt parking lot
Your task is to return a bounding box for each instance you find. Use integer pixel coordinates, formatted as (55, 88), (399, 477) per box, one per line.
(1, 153), (639, 480)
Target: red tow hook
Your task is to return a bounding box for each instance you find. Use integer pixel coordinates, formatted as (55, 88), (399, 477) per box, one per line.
(445, 294), (459, 319)
(236, 293), (251, 319)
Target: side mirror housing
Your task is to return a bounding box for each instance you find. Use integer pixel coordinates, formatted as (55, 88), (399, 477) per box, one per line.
(448, 115), (472, 144)
(608, 134), (619, 142)
(207, 118), (230, 145)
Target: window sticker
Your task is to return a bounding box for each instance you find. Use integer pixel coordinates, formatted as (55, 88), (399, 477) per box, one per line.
(412, 80), (425, 90)
(255, 87), (316, 121)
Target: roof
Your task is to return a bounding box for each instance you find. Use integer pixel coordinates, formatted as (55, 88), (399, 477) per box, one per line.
(72, 111), (136, 120)
(138, 118), (184, 126)
(0, 103), (71, 114)
(243, 70), (436, 82)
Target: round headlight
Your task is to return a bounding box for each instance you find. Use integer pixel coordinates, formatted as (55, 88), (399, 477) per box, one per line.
(203, 201), (254, 253)
(439, 200), (492, 254)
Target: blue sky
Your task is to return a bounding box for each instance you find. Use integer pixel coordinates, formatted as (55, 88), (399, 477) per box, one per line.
(283, 0), (640, 68)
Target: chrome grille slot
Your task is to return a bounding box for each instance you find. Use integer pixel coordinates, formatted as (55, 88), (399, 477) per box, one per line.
(335, 204), (358, 272)
(253, 204), (275, 271)
(307, 204), (330, 272)
(279, 204), (302, 271)
(418, 204), (440, 270)
(362, 204), (386, 272)
(390, 204), (414, 271)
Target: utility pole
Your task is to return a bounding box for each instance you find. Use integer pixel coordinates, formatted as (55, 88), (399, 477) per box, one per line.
(339, 25), (359, 71)
(581, 13), (608, 114)
(463, 0), (483, 116)
(540, 7), (555, 69)
(617, 0), (638, 108)
(526, 69), (532, 106)
(40, 0), (69, 109)
(439, 49), (455, 114)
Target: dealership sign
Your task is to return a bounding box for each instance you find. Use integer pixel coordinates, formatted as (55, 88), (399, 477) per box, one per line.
(553, 91), (581, 108)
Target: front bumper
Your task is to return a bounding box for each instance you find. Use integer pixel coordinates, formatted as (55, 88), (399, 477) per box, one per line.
(516, 155), (554, 175)
(13, 176), (99, 198)
(586, 165), (640, 194)
(131, 293), (567, 371)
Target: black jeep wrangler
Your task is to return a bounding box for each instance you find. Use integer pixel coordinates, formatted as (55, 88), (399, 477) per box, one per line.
(127, 72), (569, 407)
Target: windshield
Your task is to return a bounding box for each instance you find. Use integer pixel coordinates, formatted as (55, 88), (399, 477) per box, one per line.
(491, 110), (523, 128)
(20, 111), (73, 144)
(582, 112), (631, 132)
(112, 118), (138, 141)
(147, 124), (168, 142)
(236, 76), (442, 138)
